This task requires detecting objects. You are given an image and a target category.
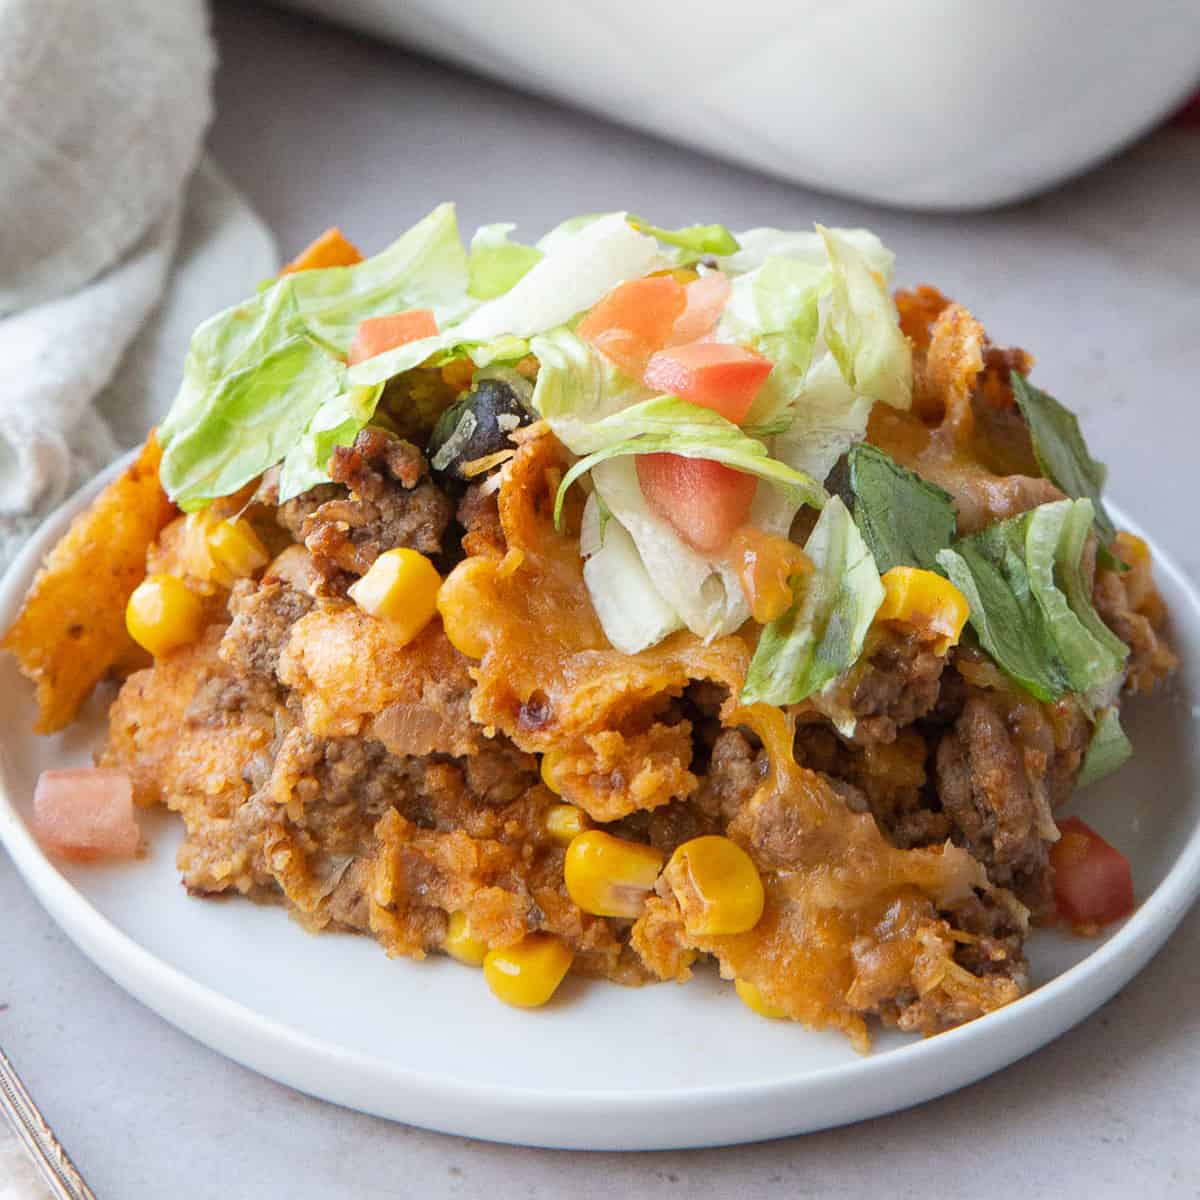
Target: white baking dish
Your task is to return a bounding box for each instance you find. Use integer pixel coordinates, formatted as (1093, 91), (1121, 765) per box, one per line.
(271, 0), (1200, 210)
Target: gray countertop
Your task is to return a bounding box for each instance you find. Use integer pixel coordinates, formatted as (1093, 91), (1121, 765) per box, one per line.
(3, 3), (1199, 1195)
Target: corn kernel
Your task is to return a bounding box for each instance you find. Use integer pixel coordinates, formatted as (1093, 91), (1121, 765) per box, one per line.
(876, 566), (970, 655)
(436, 563), (489, 658)
(544, 802), (588, 845)
(348, 548), (441, 645)
(444, 911), (487, 966)
(205, 516), (269, 583)
(540, 751), (564, 796)
(483, 934), (574, 1008)
(564, 830), (664, 918)
(125, 574), (206, 658)
(735, 978), (787, 1019)
(665, 836), (764, 936)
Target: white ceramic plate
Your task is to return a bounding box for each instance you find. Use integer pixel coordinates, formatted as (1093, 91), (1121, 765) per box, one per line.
(3, 457), (1199, 1150)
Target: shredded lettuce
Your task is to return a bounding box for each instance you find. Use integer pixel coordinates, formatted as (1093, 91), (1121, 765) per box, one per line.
(587, 457), (793, 643)
(452, 213), (662, 342)
(580, 493), (684, 653)
(722, 256), (826, 437)
(162, 336), (347, 511)
(741, 497), (884, 706)
(530, 327), (651, 443)
(278, 384), (383, 503)
(1076, 706), (1133, 788)
(937, 499), (1127, 702)
(464, 335), (530, 368)
(157, 202), (920, 665)
(281, 204), (473, 349)
(716, 227), (911, 480)
(769, 352), (873, 483)
(846, 443), (956, 573)
(1031, 499), (1129, 693)
(467, 223), (543, 300)
(1010, 372), (1118, 551)
(720, 226), (895, 279)
(818, 225), (911, 411)
(535, 213), (605, 255)
(552, 395), (825, 527)
(159, 203), (470, 508)
(627, 216), (740, 258)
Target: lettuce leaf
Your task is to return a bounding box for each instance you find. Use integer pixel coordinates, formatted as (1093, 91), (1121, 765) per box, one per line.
(720, 227), (895, 280)
(1010, 372), (1118, 549)
(741, 497), (884, 705)
(452, 212), (662, 342)
(535, 213), (606, 255)
(467, 223), (543, 300)
(552, 394), (825, 527)
(530, 327), (652, 442)
(587, 457), (794, 643)
(1027, 499), (1129, 693)
(722, 256), (826, 437)
(529, 328), (821, 642)
(846, 443), (956, 573)
(282, 203), (473, 350)
(936, 498), (1127, 701)
(769, 352), (874, 483)
(159, 203), (470, 508)
(718, 227), (910, 479)
(277, 383), (383, 503)
(627, 216), (740, 258)
(1076, 706), (1133, 788)
(580, 492), (684, 653)
(162, 336), (346, 511)
(818, 225), (912, 411)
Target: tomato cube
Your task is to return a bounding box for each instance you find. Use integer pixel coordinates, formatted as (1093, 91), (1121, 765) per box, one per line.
(33, 768), (139, 862)
(637, 453), (757, 554)
(669, 272), (732, 345)
(1050, 816), (1135, 927)
(348, 309), (439, 364)
(643, 342), (773, 424)
(577, 276), (687, 377)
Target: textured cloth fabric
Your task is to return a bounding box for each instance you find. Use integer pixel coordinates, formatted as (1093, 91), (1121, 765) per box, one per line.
(0, 1), (276, 1182)
(0, 0), (277, 571)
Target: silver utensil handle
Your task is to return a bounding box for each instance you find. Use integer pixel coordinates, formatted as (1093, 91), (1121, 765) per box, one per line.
(0, 1046), (96, 1200)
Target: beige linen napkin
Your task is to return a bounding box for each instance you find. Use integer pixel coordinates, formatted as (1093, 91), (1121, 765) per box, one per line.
(0, 0), (277, 571)
(0, 0), (275, 1191)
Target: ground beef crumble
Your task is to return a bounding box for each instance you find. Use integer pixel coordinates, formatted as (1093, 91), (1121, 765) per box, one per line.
(219, 579), (314, 687)
(279, 428), (453, 591)
(934, 695), (1056, 916)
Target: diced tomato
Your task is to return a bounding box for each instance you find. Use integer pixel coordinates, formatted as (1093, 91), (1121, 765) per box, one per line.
(577, 276), (687, 376)
(348, 309), (439, 364)
(637, 453), (757, 554)
(280, 227), (363, 274)
(33, 768), (139, 862)
(669, 272), (731, 345)
(643, 342), (773, 424)
(1050, 816), (1135, 927)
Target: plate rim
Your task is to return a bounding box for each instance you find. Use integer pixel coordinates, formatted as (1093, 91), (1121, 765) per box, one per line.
(2, 451), (1199, 1149)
